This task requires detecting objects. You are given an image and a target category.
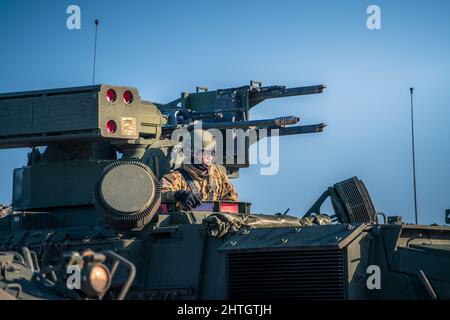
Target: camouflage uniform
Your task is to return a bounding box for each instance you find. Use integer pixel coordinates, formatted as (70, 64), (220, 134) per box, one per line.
(161, 164), (238, 203)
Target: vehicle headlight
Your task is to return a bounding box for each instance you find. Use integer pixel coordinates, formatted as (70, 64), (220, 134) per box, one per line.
(82, 263), (111, 297)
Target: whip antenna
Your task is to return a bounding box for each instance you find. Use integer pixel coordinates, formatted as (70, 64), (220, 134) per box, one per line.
(410, 87), (419, 224)
(92, 19), (99, 84)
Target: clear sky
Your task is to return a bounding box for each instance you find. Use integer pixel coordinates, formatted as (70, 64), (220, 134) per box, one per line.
(0, 0), (449, 224)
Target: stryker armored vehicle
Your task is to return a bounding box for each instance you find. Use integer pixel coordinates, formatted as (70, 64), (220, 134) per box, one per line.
(0, 82), (449, 300)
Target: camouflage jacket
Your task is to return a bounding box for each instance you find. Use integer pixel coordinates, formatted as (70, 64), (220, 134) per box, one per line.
(161, 164), (238, 203)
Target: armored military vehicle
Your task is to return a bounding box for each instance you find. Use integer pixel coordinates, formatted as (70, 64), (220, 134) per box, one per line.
(0, 82), (449, 300)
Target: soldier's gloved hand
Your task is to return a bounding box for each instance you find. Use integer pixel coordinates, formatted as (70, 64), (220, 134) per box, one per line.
(174, 190), (202, 210)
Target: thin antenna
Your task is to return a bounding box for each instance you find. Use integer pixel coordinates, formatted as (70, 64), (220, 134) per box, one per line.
(92, 19), (99, 84)
(410, 87), (418, 224)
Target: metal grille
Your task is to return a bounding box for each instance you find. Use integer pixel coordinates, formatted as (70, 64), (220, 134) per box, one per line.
(335, 177), (376, 223)
(228, 249), (345, 299)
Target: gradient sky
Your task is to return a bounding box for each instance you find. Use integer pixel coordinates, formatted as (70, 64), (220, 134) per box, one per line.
(0, 0), (449, 224)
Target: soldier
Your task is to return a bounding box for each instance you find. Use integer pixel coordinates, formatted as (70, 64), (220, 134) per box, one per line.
(161, 129), (238, 210)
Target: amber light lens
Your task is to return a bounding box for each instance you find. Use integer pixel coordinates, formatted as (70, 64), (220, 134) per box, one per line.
(123, 90), (133, 104)
(106, 120), (117, 134)
(106, 89), (117, 103)
(89, 264), (110, 293)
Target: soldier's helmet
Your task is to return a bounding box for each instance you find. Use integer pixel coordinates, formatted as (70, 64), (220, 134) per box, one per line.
(190, 129), (216, 153)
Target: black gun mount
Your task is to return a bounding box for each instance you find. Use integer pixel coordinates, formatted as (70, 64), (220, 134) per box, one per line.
(160, 81), (326, 135)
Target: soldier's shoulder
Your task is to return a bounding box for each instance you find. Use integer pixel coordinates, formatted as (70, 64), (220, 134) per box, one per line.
(211, 164), (228, 179)
(215, 164), (227, 176)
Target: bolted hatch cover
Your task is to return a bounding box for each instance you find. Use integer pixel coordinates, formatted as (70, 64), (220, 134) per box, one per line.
(100, 164), (154, 214)
(94, 160), (161, 231)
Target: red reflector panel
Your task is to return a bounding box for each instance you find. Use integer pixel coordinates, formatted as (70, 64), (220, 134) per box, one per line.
(106, 120), (117, 134)
(106, 89), (117, 103)
(123, 90), (133, 104)
(220, 203), (239, 214)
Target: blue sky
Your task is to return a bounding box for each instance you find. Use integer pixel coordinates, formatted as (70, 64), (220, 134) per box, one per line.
(0, 0), (449, 224)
